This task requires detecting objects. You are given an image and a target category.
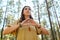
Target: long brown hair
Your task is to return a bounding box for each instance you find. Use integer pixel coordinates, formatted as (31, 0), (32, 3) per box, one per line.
(19, 6), (33, 22)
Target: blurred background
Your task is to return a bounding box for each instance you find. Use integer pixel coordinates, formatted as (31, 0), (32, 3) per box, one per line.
(0, 0), (60, 40)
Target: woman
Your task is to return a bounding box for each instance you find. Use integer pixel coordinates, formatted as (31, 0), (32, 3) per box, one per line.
(3, 6), (49, 40)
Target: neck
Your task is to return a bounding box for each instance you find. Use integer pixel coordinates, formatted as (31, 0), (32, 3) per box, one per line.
(25, 15), (30, 19)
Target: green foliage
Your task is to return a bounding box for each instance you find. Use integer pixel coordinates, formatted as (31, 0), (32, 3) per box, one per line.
(0, 8), (3, 24)
(0, 0), (60, 40)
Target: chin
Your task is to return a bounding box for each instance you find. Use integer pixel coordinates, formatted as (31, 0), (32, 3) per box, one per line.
(26, 14), (30, 16)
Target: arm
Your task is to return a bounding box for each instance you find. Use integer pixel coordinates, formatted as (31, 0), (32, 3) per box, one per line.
(30, 19), (49, 35)
(11, 30), (17, 36)
(36, 24), (49, 35)
(39, 26), (49, 35)
(3, 19), (19, 35)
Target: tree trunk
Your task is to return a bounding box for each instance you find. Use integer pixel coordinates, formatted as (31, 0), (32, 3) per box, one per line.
(45, 0), (55, 40)
(51, 0), (60, 40)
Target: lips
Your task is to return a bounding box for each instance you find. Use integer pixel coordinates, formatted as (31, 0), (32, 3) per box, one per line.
(27, 11), (30, 13)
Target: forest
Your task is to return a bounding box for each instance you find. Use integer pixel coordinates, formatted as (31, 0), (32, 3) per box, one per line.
(0, 0), (60, 40)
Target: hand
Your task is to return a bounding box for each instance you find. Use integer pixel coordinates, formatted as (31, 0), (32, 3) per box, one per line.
(29, 19), (38, 26)
(40, 27), (49, 35)
(21, 18), (30, 25)
(30, 19), (41, 28)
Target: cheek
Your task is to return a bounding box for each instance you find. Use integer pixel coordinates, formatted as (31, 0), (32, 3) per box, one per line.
(23, 11), (27, 15)
(23, 10), (31, 15)
(23, 10), (27, 13)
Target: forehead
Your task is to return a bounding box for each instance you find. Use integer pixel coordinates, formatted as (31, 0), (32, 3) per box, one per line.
(24, 6), (30, 8)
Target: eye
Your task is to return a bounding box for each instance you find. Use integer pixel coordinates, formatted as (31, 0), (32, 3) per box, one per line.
(29, 8), (31, 10)
(25, 8), (27, 10)
(24, 8), (31, 10)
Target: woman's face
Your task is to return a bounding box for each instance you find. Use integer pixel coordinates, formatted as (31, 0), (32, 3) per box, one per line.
(23, 7), (31, 16)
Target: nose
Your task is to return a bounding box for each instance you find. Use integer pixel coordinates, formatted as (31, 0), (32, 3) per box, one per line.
(27, 9), (30, 12)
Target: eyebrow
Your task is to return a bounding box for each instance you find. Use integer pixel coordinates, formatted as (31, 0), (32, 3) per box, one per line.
(25, 7), (30, 9)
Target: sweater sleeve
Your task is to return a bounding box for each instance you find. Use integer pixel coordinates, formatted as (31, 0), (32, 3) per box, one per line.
(10, 19), (20, 36)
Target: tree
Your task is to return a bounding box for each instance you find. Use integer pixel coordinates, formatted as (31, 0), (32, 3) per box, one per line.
(45, 0), (55, 40)
(0, 8), (3, 24)
(51, 0), (60, 39)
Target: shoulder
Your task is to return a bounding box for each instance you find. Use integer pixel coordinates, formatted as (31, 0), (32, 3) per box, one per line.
(13, 18), (21, 24)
